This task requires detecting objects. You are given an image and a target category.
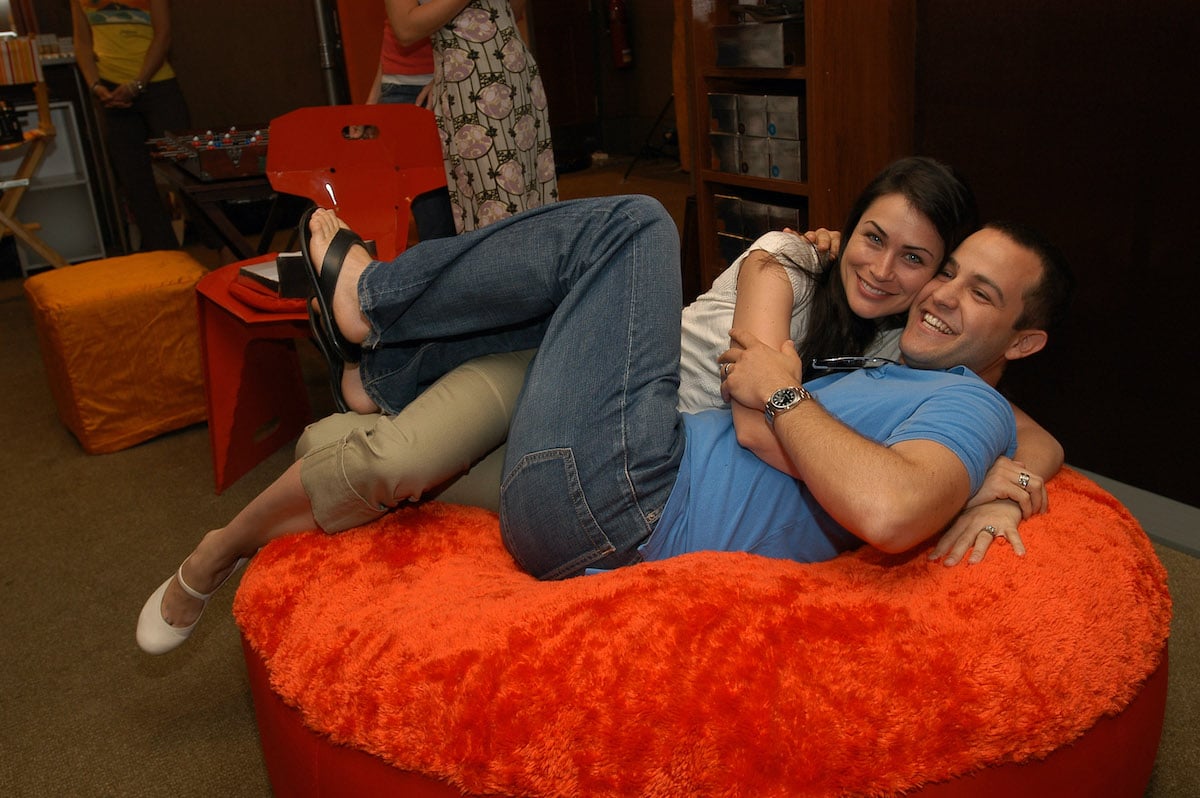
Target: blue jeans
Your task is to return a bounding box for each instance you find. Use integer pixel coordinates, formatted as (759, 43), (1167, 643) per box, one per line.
(379, 80), (454, 239)
(357, 196), (685, 578)
(379, 82), (425, 104)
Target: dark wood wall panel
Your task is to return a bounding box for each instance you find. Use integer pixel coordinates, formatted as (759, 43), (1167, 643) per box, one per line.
(36, 0), (326, 128)
(915, 0), (1199, 506)
(167, 2), (327, 128)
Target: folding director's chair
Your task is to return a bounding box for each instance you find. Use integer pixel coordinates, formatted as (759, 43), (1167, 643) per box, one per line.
(0, 37), (66, 271)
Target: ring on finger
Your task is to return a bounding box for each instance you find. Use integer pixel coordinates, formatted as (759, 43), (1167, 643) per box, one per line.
(1017, 472), (1031, 489)
(981, 525), (998, 538)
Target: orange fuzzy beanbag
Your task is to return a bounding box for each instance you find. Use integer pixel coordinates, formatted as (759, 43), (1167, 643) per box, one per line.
(234, 468), (1171, 797)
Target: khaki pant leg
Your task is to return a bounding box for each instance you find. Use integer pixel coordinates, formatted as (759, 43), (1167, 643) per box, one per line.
(298, 350), (533, 532)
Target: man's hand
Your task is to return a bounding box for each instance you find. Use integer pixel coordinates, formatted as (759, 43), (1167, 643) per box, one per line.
(718, 328), (804, 409)
(928, 500), (1026, 566)
(969, 456), (1047, 518)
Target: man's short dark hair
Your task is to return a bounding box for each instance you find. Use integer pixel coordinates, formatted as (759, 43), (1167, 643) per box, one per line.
(985, 220), (1075, 333)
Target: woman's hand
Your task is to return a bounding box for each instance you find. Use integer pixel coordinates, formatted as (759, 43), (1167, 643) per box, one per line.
(783, 227), (841, 260)
(968, 456), (1047, 518)
(928, 499), (1026, 566)
(416, 81), (434, 109)
(103, 83), (137, 108)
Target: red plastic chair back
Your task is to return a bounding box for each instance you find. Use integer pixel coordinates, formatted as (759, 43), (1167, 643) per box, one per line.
(266, 104), (446, 260)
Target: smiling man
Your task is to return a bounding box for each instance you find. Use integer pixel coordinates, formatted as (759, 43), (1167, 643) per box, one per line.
(899, 224), (1052, 385)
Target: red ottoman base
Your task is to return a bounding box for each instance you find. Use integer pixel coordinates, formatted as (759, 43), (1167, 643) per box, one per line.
(243, 637), (1167, 797)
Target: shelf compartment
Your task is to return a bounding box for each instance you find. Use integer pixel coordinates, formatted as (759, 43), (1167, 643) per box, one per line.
(686, 0), (915, 290)
(700, 66), (808, 81)
(697, 167), (807, 195)
(714, 20), (805, 68)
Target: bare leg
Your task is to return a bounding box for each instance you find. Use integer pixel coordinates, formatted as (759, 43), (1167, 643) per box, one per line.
(154, 460), (315, 629)
(340, 362), (378, 414)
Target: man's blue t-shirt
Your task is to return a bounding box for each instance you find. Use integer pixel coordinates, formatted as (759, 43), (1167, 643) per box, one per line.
(640, 365), (1018, 564)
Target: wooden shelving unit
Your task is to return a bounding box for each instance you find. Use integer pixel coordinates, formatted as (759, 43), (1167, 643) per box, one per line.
(685, 0), (916, 290)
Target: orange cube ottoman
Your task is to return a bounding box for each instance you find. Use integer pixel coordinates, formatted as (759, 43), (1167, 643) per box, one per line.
(24, 251), (209, 454)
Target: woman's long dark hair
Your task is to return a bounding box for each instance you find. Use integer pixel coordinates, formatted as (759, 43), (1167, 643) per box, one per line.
(795, 156), (978, 367)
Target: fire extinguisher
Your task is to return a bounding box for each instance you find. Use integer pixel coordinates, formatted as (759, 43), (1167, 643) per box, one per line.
(608, 0), (633, 69)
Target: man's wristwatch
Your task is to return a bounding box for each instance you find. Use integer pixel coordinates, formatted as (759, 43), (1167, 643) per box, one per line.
(764, 385), (812, 428)
(131, 79), (147, 95)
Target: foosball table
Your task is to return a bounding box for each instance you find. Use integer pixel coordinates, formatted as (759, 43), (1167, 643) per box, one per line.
(149, 126), (270, 182)
(149, 125), (282, 260)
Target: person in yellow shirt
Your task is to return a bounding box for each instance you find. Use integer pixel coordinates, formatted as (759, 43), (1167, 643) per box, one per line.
(72, 0), (189, 251)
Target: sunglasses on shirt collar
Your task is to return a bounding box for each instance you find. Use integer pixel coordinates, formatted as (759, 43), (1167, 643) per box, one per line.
(809, 356), (899, 371)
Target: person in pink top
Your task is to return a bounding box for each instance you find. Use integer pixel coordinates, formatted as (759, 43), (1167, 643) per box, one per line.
(367, 21), (434, 106)
(366, 16), (455, 238)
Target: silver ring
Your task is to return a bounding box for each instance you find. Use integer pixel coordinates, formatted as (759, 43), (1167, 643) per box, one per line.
(721, 362), (731, 379)
(981, 525), (998, 537)
(1017, 472), (1031, 489)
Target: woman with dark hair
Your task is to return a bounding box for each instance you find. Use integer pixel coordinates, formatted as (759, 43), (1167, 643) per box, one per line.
(679, 156), (977, 418)
(798, 156), (978, 370)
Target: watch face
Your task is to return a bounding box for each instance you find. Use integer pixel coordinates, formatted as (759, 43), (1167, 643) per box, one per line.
(771, 387), (799, 408)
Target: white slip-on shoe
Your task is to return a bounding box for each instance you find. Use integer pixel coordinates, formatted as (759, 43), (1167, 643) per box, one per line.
(136, 557), (249, 655)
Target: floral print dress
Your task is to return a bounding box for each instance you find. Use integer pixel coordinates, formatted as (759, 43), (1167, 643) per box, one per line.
(428, 0), (557, 232)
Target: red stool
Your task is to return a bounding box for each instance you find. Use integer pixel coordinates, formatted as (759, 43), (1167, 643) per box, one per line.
(195, 258), (310, 493)
(195, 103), (446, 493)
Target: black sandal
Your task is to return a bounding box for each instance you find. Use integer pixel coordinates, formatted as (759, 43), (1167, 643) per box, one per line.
(306, 305), (350, 413)
(298, 205), (366, 365)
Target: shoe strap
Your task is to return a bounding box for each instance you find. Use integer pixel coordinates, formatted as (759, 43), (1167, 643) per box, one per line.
(176, 560), (212, 601)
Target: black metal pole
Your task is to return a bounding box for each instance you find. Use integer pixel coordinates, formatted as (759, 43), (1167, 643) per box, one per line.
(312, 0), (351, 105)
